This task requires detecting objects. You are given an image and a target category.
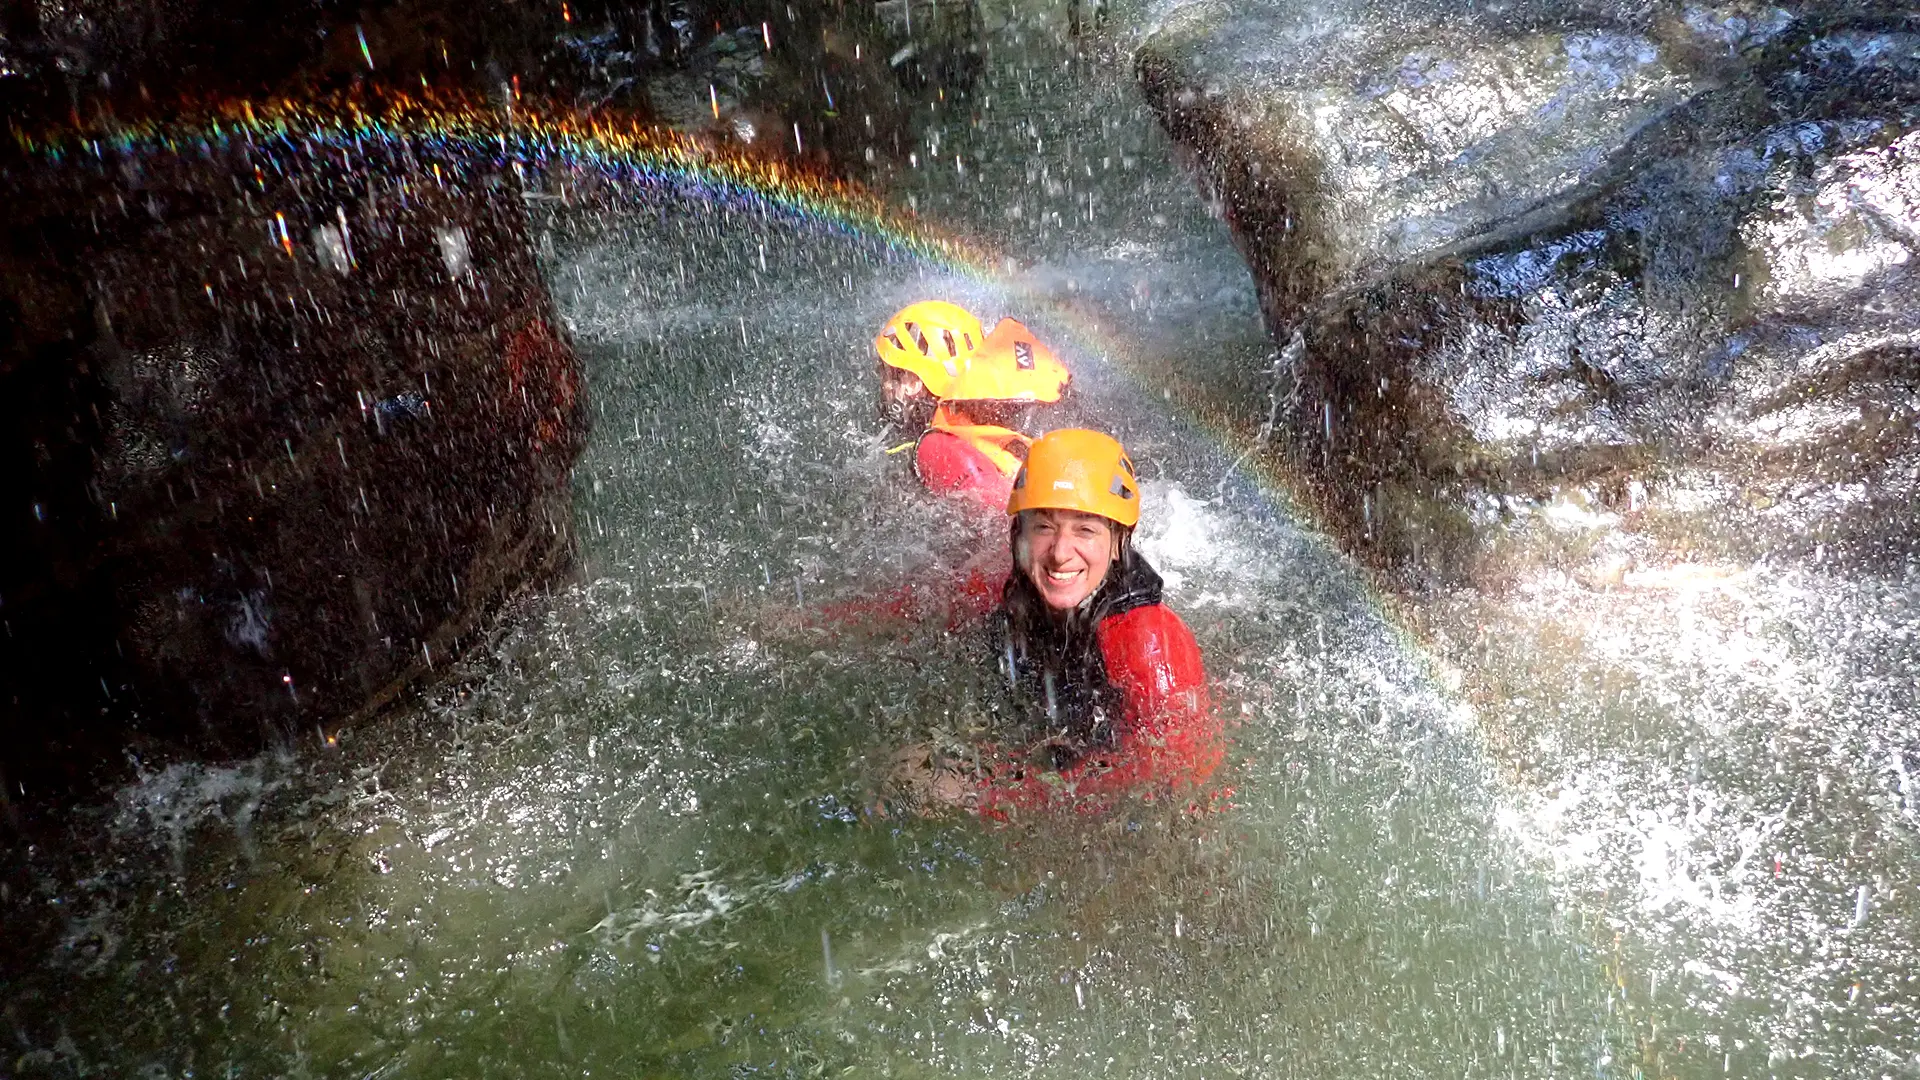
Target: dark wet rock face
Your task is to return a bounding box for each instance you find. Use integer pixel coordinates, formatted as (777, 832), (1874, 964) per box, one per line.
(0, 138), (585, 794)
(1138, 0), (1920, 589)
(635, 0), (989, 186)
(0, 0), (993, 799)
(0, 0), (684, 120)
(0, 0), (992, 188)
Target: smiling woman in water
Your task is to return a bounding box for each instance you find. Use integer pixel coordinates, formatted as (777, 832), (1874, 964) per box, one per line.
(891, 429), (1221, 816)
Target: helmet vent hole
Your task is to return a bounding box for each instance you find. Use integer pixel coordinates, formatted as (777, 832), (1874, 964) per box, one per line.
(1110, 476), (1134, 498)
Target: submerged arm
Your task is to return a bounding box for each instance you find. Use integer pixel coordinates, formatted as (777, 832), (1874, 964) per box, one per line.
(975, 604), (1219, 814)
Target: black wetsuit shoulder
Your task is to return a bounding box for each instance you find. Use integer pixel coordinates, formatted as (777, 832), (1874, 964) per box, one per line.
(988, 550), (1167, 768)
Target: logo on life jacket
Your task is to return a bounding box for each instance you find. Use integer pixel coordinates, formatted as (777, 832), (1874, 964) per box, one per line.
(1013, 341), (1035, 370)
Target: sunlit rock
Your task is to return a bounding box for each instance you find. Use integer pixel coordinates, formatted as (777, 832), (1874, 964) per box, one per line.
(0, 136), (586, 792)
(1138, 0), (1920, 588)
(1137, 0), (1707, 320)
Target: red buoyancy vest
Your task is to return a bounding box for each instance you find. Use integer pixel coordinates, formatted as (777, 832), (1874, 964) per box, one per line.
(915, 428), (1017, 511)
(977, 602), (1218, 815)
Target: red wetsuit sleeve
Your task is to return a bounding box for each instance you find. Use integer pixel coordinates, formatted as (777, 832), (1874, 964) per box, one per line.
(976, 603), (1219, 815)
(813, 552), (1009, 631)
(915, 430), (1015, 512)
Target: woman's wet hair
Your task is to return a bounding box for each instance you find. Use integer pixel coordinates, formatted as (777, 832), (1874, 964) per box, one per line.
(952, 399), (1034, 432)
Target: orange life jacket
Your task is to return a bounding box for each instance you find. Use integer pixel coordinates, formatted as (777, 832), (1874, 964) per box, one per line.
(925, 404), (1029, 478)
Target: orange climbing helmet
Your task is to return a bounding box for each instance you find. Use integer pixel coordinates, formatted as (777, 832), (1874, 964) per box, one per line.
(874, 301), (985, 397)
(962, 318), (1071, 404)
(975, 319), (1067, 403)
(1007, 428), (1140, 528)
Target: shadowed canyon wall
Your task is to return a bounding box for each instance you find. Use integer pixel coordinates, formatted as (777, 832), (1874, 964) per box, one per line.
(0, 133), (585, 795)
(0, 0), (1000, 797)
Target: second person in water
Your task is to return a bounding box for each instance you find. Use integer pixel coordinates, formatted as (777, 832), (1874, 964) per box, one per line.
(873, 300), (1072, 511)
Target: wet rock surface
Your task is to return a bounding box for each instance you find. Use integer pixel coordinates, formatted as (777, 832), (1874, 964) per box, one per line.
(1135, 4), (1920, 1069)
(0, 0), (1000, 798)
(1138, 0), (1706, 316)
(0, 0), (682, 121)
(0, 135), (585, 795)
(1136, 0), (1920, 589)
(634, 0), (992, 188)
(0, 0), (996, 189)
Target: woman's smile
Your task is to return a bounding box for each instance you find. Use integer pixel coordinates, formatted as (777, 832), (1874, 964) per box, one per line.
(1021, 508), (1116, 610)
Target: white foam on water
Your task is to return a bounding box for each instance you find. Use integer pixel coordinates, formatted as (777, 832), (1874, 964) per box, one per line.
(1483, 556), (1920, 1058)
(1134, 480), (1297, 610)
(113, 756), (284, 865)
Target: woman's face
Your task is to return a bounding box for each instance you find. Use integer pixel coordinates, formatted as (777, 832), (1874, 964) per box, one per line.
(1019, 509), (1116, 611)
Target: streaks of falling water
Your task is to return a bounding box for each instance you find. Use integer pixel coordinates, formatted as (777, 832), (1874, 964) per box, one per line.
(5, 4), (1880, 1079)
(1, 167), (1619, 1080)
(28, 62), (1436, 1080)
